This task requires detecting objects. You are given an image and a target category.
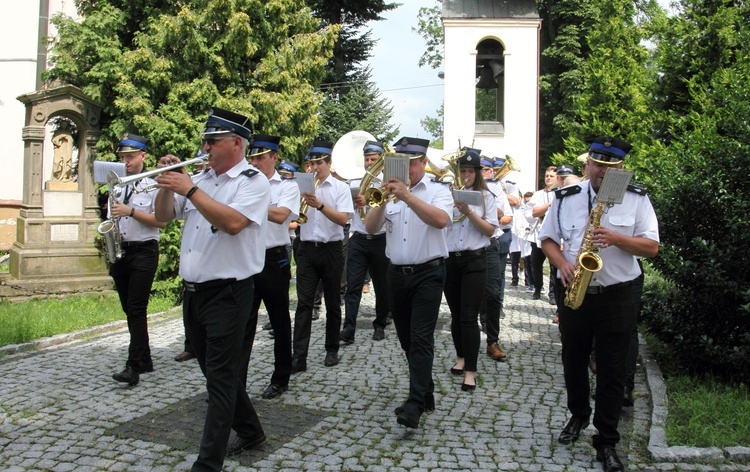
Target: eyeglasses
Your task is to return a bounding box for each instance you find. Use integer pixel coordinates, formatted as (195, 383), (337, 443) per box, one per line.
(201, 136), (236, 146)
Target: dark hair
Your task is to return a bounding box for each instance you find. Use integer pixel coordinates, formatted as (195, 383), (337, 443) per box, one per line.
(466, 167), (489, 192)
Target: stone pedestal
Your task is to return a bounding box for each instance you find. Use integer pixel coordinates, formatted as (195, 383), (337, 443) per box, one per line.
(7, 85), (113, 297)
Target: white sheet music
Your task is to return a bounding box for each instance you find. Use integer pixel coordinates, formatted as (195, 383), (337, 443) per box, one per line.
(598, 169), (633, 205)
(453, 189), (483, 206)
(93, 161), (126, 184)
(295, 172), (316, 195)
(383, 153), (409, 184)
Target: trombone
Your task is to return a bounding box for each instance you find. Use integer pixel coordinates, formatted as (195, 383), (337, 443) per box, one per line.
(106, 154), (210, 198)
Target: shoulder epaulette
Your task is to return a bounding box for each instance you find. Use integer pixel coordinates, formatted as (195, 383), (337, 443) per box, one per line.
(486, 178), (498, 182)
(434, 179), (451, 186)
(555, 185), (582, 199)
(627, 183), (647, 196)
(504, 180), (516, 186)
(241, 169), (259, 179)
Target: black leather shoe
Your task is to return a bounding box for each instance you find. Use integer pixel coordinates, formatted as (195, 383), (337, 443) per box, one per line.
(290, 357), (307, 374)
(174, 351), (195, 362)
(324, 351), (339, 367)
(558, 417), (589, 444)
(372, 327), (385, 341)
(397, 408), (422, 429)
(596, 446), (624, 471)
(138, 360), (154, 373)
(262, 321), (272, 330)
(112, 366), (139, 386)
(261, 383), (288, 399)
(340, 329), (355, 345)
(226, 433), (266, 457)
(312, 308), (320, 320)
(623, 386), (634, 407)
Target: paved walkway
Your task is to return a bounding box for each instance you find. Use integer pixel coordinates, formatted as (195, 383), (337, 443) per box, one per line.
(0, 281), (745, 471)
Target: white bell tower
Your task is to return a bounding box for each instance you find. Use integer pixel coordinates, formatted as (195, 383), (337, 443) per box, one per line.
(442, 0), (541, 193)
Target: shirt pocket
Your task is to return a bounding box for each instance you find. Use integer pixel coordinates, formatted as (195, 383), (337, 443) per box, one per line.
(608, 214), (636, 236)
(131, 194), (152, 211)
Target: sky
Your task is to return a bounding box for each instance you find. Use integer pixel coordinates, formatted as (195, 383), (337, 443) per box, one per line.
(366, 0), (444, 141)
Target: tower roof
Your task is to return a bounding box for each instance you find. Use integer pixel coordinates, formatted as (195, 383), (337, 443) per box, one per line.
(442, 0), (539, 19)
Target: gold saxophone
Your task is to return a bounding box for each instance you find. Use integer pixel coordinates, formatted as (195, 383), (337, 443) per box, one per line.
(564, 201), (605, 310)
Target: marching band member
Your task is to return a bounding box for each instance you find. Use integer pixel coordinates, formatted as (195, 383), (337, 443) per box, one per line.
(540, 137), (658, 472)
(154, 107), (269, 470)
(291, 140), (354, 372)
(110, 133), (166, 387)
(365, 137), (453, 429)
(340, 140), (390, 344)
(444, 149), (499, 391)
(246, 134), (300, 400)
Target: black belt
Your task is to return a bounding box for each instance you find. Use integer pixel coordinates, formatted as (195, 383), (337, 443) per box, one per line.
(449, 248), (486, 258)
(586, 280), (633, 295)
(121, 240), (157, 248)
(265, 245), (289, 257)
(391, 258), (444, 275)
(183, 278), (237, 293)
(352, 232), (385, 240)
(300, 240), (342, 248)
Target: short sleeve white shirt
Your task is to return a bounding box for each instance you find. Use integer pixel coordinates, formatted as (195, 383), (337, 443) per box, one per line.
(446, 189), (498, 251)
(115, 177), (160, 242)
(299, 174), (354, 243)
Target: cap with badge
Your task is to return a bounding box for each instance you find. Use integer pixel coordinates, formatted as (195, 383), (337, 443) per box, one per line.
(587, 136), (632, 165)
(394, 136), (429, 158)
(305, 140), (334, 162)
(458, 147), (482, 168)
(480, 157), (494, 169)
(248, 134), (280, 157)
(203, 106), (253, 140)
(117, 133), (149, 153)
(556, 164), (575, 176)
(278, 159), (299, 174)
(363, 140), (385, 155)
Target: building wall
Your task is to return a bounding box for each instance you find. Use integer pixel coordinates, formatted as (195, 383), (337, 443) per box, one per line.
(0, 0), (77, 204)
(443, 18), (540, 193)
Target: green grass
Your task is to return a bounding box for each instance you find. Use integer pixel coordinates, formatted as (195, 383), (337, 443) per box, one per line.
(645, 332), (750, 448)
(0, 293), (175, 347)
(665, 375), (750, 448)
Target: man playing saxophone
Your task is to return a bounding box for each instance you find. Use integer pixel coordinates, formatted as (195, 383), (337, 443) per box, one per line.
(110, 133), (166, 387)
(539, 137), (659, 472)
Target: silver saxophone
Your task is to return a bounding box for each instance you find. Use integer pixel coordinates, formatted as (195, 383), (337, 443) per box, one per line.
(97, 190), (123, 264)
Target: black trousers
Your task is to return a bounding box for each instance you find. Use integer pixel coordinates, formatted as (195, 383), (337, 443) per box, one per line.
(530, 242), (546, 295)
(183, 277), (264, 472)
(388, 262), (446, 413)
(293, 240), (344, 359)
(342, 233), (390, 336)
(244, 246), (293, 388)
(444, 253), (486, 372)
(110, 241), (158, 371)
(556, 278), (636, 450)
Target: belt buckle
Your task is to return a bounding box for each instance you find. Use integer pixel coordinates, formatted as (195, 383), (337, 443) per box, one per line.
(454, 251), (462, 257)
(184, 282), (196, 292)
(402, 266), (414, 274)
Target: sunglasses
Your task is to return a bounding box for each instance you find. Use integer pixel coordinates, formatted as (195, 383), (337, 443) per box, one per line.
(201, 136), (236, 146)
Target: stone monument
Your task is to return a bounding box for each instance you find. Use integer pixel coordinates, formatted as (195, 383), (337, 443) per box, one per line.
(4, 84), (113, 299)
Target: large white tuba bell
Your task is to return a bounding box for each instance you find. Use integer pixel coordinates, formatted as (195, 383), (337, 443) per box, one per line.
(330, 130), (376, 181)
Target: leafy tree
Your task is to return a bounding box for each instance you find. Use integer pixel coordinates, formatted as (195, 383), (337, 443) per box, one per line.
(317, 68), (399, 143)
(420, 103), (443, 143)
(414, 1), (443, 69)
(47, 0), (338, 162)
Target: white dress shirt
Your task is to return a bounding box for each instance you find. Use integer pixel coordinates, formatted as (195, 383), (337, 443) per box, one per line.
(115, 177), (160, 242)
(263, 171), (300, 249)
(299, 173), (354, 243)
(446, 189), (498, 252)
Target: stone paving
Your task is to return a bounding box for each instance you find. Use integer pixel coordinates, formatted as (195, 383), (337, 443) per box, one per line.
(0, 280), (747, 471)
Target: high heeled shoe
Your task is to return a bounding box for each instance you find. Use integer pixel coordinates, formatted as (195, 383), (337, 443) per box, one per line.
(461, 382), (476, 391)
(450, 366), (464, 375)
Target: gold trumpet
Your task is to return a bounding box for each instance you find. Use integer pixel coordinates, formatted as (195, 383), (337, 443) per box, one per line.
(295, 173), (319, 224)
(363, 152), (409, 209)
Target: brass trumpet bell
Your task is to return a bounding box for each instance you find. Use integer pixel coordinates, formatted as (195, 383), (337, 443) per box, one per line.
(364, 187), (391, 208)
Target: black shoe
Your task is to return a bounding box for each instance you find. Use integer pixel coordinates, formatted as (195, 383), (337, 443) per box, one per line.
(290, 357), (307, 374)
(261, 383), (288, 399)
(623, 386), (634, 407)
(548, 294), (556, 305)
(138, 360), (154, 374)
(312, 308), (320, 320)
(226, 433), (266, 457)
(395, 394), (435, 415)
(596, 446), (624, 472)
(461, 382), (476, 391)
(558, 417), (589, 444)
(262, 322), (272, 331)
(324, 351), (339, 367)
(532, 291), (541, 300)
(450, 366), (464, 375)
(372, 327), (385, 341)
(397, 408), (422, 429)
(174, 351), (195, 362)
(112, 366), (139, 386)
(268, 329), (275, 338)
(510, 280), (519, 287)
(339, 329), (355, 345)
